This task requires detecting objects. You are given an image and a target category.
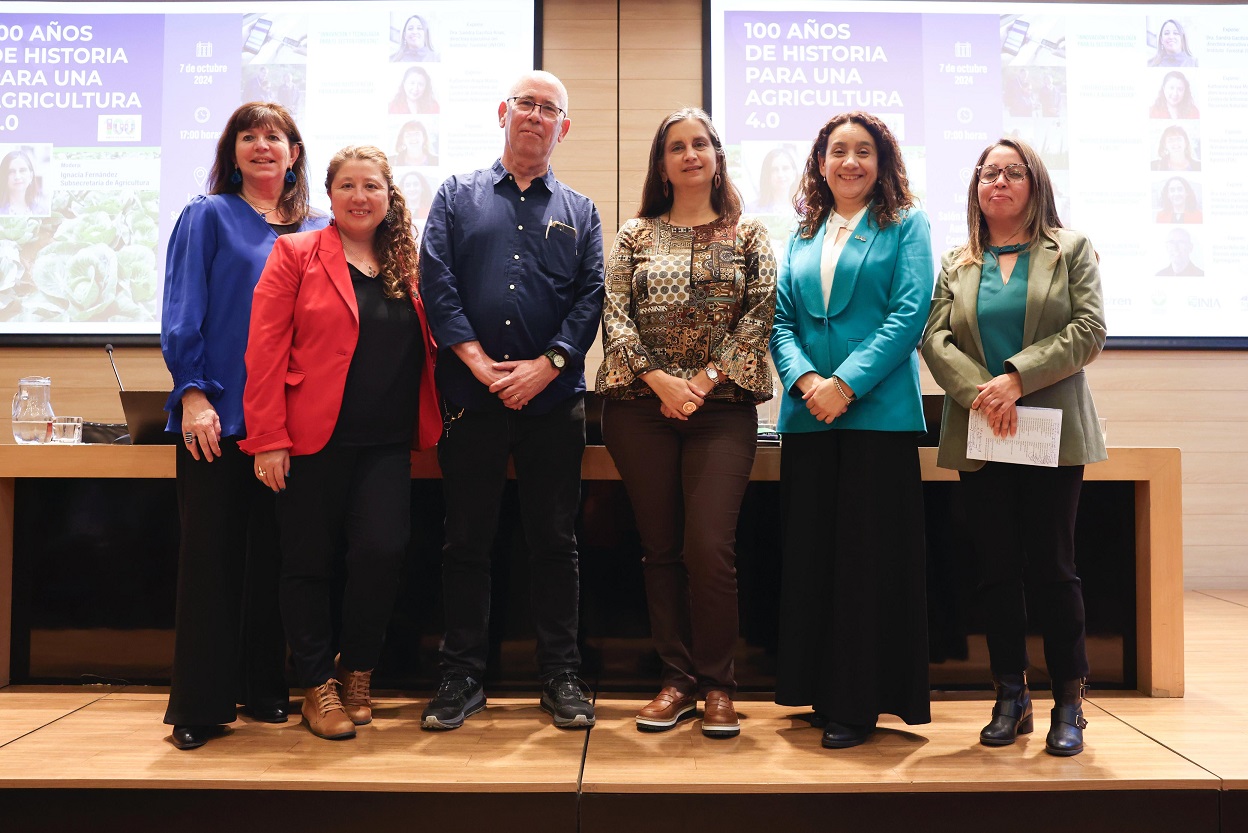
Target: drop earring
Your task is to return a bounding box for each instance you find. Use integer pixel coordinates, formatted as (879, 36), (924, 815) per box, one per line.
(285, 168), (296, 184)
(662, 180), (670, 198)
(230, 167), (242, 185)
(713, 172), (722, 189)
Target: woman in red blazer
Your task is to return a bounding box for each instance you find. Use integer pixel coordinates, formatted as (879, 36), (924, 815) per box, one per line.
(242, 145), (439, 741)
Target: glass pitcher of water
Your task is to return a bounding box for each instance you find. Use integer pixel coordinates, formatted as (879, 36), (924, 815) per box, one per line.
(12, 376), (55, 444)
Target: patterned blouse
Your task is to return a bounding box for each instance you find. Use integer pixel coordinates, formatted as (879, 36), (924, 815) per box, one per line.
(596, 215), (777, 403)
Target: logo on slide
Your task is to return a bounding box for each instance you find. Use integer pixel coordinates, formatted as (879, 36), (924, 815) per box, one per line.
(98, 115), (142, 142)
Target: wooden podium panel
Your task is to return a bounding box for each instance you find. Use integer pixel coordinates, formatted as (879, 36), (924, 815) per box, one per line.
(0, 445), (1183, 696)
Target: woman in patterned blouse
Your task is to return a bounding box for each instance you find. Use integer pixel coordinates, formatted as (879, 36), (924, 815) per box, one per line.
(596, 108), (776, 739)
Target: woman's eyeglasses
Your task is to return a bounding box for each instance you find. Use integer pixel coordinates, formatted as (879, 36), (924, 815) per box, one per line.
(507, 97), (565, 121)
(977, 163), (1029, 184)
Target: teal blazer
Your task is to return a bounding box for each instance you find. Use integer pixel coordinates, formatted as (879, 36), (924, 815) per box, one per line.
(770, 207), (934, 434)
(921, 228), (1107, 471)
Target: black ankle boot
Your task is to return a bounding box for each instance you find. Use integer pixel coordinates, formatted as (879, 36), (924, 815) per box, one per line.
(1046, 678), (1088, 756)
(979, 673), (1033, 747)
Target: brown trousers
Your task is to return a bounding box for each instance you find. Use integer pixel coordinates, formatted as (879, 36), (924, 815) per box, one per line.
(601, 397), (758, 696)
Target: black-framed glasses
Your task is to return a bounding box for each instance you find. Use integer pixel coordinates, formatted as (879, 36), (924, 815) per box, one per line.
(977, 163), (1029, 184)
(507, 96), (565, 121)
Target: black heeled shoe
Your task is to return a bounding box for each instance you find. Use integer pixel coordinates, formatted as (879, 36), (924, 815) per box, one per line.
(1045, 678), (1088, 757)
(821, 720), (874, 749)
(980, 673), (1033, 747)
(169, 725), (227, 750)
(241, 702), (290, 724)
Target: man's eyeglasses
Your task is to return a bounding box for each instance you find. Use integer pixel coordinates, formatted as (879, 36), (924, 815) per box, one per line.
(977, 163), (1029, 184)
(508, 96), (565, 121)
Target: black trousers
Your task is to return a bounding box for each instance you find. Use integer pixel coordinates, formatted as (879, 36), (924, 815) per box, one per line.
(775, 429), (931, 726)
(275, 442), (411, 688)
(436, 394), (585, 682)
(601, 398), (757, 696)
(164, 438), (287, 727)
(959, 462), (1089, 682)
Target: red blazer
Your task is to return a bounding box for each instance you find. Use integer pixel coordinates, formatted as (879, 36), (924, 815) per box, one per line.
(240, 225), (441, 457)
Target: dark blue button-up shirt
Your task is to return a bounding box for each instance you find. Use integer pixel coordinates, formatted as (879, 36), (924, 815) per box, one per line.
(420, 159), (605, 414)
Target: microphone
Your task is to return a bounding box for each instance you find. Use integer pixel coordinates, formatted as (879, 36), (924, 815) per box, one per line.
(105, 343), (125, 391)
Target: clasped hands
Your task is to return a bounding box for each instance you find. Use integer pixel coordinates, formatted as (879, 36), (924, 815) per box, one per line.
(796, 372), (854, 424)
(641, 369), (713, 420)
(971, 371), (1023, 438)
(452, 340), (560, 411)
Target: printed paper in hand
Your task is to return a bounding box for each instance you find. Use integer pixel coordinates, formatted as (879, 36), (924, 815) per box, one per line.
(966, 406), (1062, 467)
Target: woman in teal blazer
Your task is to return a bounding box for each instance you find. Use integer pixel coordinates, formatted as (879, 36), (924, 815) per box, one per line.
(921, 138), (1106, 757)
(770, 112), (934, 750)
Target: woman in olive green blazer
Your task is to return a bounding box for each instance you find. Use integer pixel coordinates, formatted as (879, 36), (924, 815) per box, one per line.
(921, 138), (1105, 758)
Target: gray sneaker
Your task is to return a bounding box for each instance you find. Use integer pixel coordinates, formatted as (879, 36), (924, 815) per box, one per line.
(421, 673), (486, 730)
(540, 672), (595, 729)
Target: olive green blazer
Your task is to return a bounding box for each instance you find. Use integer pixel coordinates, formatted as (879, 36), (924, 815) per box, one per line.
(921, 228), (1107, 472)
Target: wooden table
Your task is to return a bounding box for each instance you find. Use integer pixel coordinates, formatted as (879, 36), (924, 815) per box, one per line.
(0, 444), (1184, 696)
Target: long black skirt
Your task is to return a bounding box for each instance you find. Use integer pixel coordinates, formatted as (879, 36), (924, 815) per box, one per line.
(775, 428), (931, 726)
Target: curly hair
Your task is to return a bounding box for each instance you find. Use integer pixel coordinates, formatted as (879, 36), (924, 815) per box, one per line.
(324, 145), (418, 300)
(954, 138), (1063, 269)
(210, 101), (313, 225)
(1159, 175), (1200, 213)
(795, 111), (913, 239)
(636, 107), (742, 221)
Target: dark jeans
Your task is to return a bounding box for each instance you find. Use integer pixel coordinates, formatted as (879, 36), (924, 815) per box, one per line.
(601, 398), (757, 696)
(164, 438), (287, 727)
(275, 442), (411, 688)
(959, 462), (1089, 682)
(437, 394), (585, 682)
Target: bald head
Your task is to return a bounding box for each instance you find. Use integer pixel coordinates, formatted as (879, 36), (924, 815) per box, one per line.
(509, 70), (569, 114)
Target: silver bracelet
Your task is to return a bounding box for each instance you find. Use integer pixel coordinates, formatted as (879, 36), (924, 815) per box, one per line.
(832, 376), (855, 404)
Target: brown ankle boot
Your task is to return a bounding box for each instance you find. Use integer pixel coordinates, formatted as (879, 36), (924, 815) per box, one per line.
(302, 679), (356, 740)
(338, 666), (375, 726)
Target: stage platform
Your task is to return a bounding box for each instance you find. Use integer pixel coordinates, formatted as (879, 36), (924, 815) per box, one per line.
(2, 590), (1246, 833)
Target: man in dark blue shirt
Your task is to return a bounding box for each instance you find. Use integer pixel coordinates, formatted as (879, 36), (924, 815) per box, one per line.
(419, 70), (604, 731)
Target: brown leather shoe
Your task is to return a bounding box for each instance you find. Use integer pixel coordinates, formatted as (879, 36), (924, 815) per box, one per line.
(702, 690), (740, 738)
(636, 686), (697, 731)
(337, 664), (374, 726)
(302, 679), (356, 740)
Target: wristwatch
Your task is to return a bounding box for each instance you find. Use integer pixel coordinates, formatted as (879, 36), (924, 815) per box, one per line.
(544, 348), (567, 370)
(704, 364), (720, 386)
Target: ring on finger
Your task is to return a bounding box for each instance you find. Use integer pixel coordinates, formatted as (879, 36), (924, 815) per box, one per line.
(681, 401), (696, 414)
(184, 432), (194, 444)
(257, 469), (267, 478)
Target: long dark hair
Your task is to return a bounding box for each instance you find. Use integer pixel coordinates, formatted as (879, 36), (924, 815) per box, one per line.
(636, 108), (742, 221)
(1152, 71), (1197, 114)
(325, 145), (418, 300)
(954, 138), (1063, 268)
(390, 66), (438, 113)
(1159, 175), (1200, 213)
(209, 101), (312, 225)
(795, 111), (913, 239)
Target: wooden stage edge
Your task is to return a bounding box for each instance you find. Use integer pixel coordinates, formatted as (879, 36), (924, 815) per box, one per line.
(0, 591), (1244, 833)
(0, 444), (1185, 697)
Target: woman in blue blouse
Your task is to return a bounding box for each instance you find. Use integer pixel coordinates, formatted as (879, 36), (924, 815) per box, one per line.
(921, 139), (1106, 756)
(769, 112), (933, 750)
(161, 102), (326, 750)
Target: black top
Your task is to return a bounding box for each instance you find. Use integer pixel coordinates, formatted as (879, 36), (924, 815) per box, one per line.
(331, 263), (424, 446)
(271, 221), (301, 236)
